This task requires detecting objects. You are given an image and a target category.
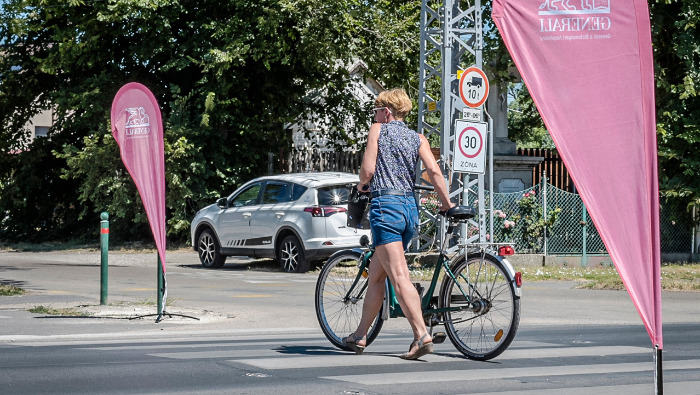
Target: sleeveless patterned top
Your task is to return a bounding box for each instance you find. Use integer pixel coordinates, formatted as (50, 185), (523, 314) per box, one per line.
(369, 121), (421, 193)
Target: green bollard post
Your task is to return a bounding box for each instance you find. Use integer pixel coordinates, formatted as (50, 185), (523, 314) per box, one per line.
(100, 212), (109, 305)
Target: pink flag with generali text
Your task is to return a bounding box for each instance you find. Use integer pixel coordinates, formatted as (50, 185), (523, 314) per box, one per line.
(493, 0), (662, 348)
(111, 83), (167, 276)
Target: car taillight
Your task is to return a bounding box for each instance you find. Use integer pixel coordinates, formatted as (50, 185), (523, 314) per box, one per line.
(498, 245), (515, 256)
(304, 206), (347, 217)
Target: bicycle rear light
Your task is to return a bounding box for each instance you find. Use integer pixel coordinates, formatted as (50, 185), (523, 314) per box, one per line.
(498, 245), (515, 256)
(515, 271), (522, 287)
(304, 206), (347, 217)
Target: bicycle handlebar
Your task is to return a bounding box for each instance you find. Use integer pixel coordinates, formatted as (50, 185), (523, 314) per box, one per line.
(413, 184), (435, 192)
(412, 185), (475, 221)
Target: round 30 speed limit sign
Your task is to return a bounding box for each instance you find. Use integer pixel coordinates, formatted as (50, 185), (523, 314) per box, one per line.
(453, 120), (487, 174)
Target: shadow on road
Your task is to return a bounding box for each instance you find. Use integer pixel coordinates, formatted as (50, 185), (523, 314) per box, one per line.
(273, 345), (345, 356)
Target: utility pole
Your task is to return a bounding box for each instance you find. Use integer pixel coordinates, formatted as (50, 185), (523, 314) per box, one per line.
(416, 0), (490, 252)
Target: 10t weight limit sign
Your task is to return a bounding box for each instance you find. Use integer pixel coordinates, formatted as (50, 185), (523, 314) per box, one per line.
(454, 120), (486, 174)
(459, 67), (489, 108)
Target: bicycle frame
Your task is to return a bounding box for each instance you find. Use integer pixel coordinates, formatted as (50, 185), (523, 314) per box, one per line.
(346, 243), (517, 324)
(317, 205), (522, 360)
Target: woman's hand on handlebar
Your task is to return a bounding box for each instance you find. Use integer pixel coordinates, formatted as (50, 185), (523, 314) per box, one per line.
(438, 202), (455, 216)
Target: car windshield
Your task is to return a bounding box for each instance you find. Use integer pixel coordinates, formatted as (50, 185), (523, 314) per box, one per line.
(317, 185), (350, 205)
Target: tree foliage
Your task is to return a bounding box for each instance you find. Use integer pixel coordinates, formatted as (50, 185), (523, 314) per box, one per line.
(0, 0), (422, 243)
(651, 0), (700, 210)
(505, 0), (700, 211)
(1, 0), (697, 244)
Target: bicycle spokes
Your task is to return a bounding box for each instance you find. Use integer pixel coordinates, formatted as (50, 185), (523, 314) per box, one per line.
(440, 254), (520, 360)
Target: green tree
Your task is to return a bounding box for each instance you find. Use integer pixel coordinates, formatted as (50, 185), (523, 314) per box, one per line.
(507, 84), (553, 149)
(651, 0), (700, 211)
(504, 0), (700, 213)
(0, 0), (422, 243)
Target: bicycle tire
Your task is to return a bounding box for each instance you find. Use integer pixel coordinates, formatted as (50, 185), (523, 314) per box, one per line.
(315, 251), (384, 351)
(439, 253), (520, 360)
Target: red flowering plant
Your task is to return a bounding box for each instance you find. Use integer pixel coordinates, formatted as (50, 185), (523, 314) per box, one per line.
(493, 209), (517, 242)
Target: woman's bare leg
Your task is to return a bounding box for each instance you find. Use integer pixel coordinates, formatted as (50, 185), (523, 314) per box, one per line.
(374, 241), (432, 348)
(351, 254), (388, 347)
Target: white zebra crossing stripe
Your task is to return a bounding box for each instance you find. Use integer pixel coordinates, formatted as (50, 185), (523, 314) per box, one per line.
(227, 345), (650, 370)
(321, 359), (700, 385)
(243, 280), (290, 284)
(467, 380), (700, 395)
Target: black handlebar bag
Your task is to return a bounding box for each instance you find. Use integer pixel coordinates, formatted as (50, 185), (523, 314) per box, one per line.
(347, 185), (371, 229)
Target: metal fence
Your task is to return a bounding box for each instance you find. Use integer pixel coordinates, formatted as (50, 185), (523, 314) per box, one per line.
(277, 149), (362, 174)
(488, 182), (695, 255)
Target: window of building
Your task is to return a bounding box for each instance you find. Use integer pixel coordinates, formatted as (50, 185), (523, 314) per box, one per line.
(35, 126), (50, 137)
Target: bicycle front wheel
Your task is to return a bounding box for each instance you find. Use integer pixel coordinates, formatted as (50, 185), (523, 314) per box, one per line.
(439, 253), (520, 360)
(315, 251), (383, 351)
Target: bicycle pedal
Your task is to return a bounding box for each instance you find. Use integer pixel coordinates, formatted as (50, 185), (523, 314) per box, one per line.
(432, 332), (447, 344)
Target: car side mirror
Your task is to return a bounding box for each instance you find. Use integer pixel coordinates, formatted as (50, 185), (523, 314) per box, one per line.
(216, 198), (228, 209)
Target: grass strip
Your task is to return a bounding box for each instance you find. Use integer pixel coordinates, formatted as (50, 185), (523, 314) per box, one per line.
(28, 305), (90, 317)
(0, 284), (25, 296)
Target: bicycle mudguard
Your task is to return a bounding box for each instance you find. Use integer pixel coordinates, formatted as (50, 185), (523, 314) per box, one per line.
(324, 248), (363, 264)
(465, 251), (522, 298)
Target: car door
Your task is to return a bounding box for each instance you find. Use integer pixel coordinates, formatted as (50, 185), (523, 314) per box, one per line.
(248, 181), (293, 255)
(217, 182), (262, 252)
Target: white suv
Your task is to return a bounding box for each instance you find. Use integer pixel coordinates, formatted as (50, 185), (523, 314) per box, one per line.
(190, 172), (371, 273)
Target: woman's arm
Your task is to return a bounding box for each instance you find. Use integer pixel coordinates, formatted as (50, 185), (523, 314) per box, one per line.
(358, 123), (381, 191)
(417, 134), (454, 211)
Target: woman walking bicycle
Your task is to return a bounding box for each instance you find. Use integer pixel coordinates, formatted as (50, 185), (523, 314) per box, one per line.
(343, 88), (453, 360)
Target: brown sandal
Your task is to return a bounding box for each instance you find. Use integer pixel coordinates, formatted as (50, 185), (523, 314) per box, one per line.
(342, 334), (366, 354)
(399, 333), (433, 360)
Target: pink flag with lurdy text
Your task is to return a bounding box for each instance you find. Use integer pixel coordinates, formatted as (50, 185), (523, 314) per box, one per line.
(493, 0), (662, 347)
(111, 83), (167, 276)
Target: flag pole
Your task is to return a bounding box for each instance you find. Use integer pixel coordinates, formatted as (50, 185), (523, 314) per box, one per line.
(129, 253), (197, 322)
(654, 344), (663, 394)
(156, 254), (164, 322)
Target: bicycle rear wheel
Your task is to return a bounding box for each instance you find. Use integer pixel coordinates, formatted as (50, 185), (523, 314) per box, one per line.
(315, 251), (384, 351)
(439, 253), (520, 360)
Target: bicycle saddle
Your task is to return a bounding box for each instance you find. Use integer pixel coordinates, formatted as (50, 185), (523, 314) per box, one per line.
(442, 205), (476, 221)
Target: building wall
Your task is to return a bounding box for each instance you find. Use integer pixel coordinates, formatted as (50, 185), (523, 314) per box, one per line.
(27, 108), (54, 140)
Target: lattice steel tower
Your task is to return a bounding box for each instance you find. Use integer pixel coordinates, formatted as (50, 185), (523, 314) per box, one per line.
(415, 0), (492, 252)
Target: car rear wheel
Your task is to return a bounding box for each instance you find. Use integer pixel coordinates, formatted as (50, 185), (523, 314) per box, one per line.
(197, 229), (226, 269)
(277, 235), (309, 273)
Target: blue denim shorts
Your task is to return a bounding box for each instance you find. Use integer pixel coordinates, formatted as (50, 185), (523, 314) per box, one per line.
(369, 195), (418, 249)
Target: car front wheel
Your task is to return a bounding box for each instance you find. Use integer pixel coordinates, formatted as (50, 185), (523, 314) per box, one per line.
(197, 229), (226, 269)
(277, 235), (309, 273)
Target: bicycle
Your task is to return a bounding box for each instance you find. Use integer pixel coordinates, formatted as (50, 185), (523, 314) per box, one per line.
(314, 202), (522, 360)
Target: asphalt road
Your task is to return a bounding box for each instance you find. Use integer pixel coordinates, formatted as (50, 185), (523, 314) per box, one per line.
(1, 249), (699, 394)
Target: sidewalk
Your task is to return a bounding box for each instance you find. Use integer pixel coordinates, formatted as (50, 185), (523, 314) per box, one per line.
(0, 249), (314, 341)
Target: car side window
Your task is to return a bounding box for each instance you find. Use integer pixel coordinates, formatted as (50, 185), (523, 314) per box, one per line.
(262, 182), (290, 204)
(230, 184), (262, 207)
(291, 183), (307, 201)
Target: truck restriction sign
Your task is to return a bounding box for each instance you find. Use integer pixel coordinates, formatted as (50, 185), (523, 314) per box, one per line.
(453, 120), (487, 174)
(459, 66), (489, 108)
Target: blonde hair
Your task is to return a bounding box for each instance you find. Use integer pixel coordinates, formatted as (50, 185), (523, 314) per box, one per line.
(375, 88), (412, 119)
